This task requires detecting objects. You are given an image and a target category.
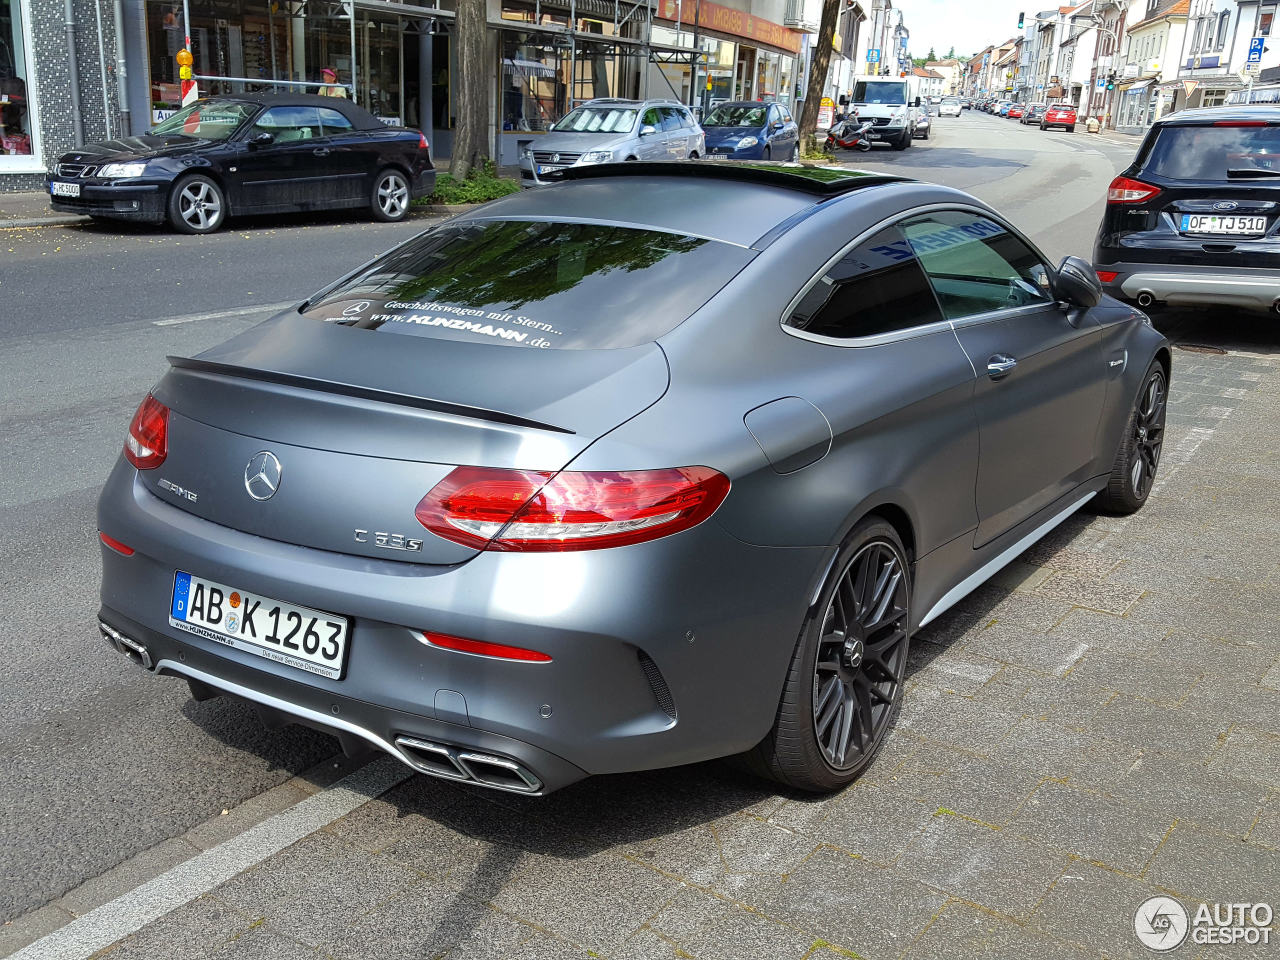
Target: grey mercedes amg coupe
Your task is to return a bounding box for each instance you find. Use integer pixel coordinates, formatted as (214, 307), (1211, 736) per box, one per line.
(97, 163), (1169, 795)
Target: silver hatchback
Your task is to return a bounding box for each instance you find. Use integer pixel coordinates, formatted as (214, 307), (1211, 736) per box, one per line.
(520, 98), (705, 186)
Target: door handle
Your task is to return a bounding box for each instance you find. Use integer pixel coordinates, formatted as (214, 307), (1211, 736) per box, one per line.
(987, 354), (1017, 380)
(312, 147), (331, 157)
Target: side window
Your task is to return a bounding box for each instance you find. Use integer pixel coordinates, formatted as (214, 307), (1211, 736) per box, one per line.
(784, 225), (945, 340)
(901, 210), (1053, 320)
(252, 106), (322, 143)
(642, 108), (661, 130)
(781, 107), (794, 123)
(681, 108), (696, 128)
(318, 107), (355, 136)
(659, 107), (684, 132)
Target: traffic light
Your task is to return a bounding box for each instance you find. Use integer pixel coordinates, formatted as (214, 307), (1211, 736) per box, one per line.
(1017, 11), (1025, 29)
(1106, 72), (1116, 89)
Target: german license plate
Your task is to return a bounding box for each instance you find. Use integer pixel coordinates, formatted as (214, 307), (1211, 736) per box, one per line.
(50, 181), (80, 198)
(169, 571), (349, 680)
(867, 132), (880, 140)
(536, 164), (565, 175)
(1180, 213), (1267, 235)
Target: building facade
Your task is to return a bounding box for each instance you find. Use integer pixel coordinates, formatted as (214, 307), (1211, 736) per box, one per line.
(2, 0), (808, 192)
(2, 0), (122, 192)
(1115, 0), (1187, 132)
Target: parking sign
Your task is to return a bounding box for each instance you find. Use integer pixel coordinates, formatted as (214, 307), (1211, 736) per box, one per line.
(1249, 37), (1265, 63)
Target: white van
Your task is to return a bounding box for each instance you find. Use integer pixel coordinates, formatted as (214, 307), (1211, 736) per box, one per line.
(848, 75), (923, 151)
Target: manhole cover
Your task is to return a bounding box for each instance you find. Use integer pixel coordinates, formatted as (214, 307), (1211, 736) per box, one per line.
(1175, 343), (1227, 354)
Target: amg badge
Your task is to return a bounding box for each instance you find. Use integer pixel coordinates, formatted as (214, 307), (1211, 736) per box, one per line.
(355, 529), (423, 552)
(157, 478), (198, 502)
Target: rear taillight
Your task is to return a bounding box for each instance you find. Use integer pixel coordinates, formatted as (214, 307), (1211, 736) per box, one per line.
(417, 132), (430, 150)
(1107, 175), (1161, 204)
(1213, 120), (1268, 127)
(415, 465), (731, 552)
(1096, 270), (1119, 283)
(124, 393), (169, 470)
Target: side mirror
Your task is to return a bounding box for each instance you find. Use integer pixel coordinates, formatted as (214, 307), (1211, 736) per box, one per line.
(769, 121), (782, 131)
(1055, 255), (1102, 309)
(639, 124), (657, 136)
(250, 131), (275, 146)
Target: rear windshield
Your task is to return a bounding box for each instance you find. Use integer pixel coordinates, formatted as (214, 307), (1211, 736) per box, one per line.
(303, 220), (751, 349)
(704, 105), (766, 126)
(853, 81), (907, 105)
(1143, 123), (1280, 180)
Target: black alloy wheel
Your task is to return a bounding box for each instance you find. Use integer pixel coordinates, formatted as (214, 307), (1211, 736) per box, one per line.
(1098, 361), (1167, 514)
(811, 539), (910, 770)
(749, 517), (911, 791)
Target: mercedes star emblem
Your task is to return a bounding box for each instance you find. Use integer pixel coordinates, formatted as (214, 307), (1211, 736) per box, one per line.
(244, 451), (283, 501)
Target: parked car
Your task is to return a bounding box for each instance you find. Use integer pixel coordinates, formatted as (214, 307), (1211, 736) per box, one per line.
(997, 100), (1014, 116)
(98, 162), (1168, 796)
(701, 100), (798, 161)
(1021, 103), (1048, 125)
(939, 97), (962, 117)
(1007, 104), (1026, 119)
(1095, 104), (1280, 313)
(519, 98), (704, 186)
(961, 98), (972, 109)
(47, 94), (435, 234)
(1041, 103), (1078, 131)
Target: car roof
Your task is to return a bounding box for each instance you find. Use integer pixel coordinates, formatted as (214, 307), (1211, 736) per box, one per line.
(197, 93), (387, 130)
(468, 162), (911, 249)
(1154, 104), (1280, 125)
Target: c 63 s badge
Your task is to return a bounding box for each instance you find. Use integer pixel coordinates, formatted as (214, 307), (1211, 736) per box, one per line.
(355, 529), (423, 552)
(157, 478), (198, 502)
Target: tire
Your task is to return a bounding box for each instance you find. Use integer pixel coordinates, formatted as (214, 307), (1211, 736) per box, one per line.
(1096, 360), (1167, 515)
(892, 131), (910, 151)
(789, 143), (798, 161)
(689, 151), (699, 159)
(370, 168), (411, 222)
(747, 517), (912, 792)
(1068, 125), (1076, 132)
(763, 146), (771, 161)
(166, 175), (226, 234)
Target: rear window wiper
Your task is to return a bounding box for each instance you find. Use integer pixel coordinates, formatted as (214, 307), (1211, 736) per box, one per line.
(1226, 167), (1280, 179)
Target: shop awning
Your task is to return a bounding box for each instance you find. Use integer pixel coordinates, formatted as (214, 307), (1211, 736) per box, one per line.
(1121, 78), (1154, 91)
(504, 58), (557, 77)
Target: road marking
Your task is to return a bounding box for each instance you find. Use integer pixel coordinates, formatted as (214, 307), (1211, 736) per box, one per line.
(8, 757), (412, 960)
(151, 301), (298, 326)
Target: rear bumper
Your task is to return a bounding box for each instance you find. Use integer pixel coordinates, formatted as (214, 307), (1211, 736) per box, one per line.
(1098, 261), (1280, 311)
(48, 181), (166, 222)
(97, 460), (825, 793)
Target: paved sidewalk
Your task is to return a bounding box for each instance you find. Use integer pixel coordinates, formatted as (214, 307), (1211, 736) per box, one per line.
(0, 190), (80, 229)
(8, 343), (1279, 960)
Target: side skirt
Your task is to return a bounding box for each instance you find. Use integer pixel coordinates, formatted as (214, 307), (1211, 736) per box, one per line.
(915, 484), (1103, 629)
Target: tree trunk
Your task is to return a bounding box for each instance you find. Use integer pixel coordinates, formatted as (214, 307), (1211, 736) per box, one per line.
(450, 0), (488, 178)
(797, 0), (841, 148)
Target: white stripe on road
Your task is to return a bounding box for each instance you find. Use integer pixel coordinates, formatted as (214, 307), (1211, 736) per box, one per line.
(151, 301), (298, 326)
(8, 758), (412, 960)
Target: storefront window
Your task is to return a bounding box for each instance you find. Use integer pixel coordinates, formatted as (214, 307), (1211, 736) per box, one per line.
(502, 33), (567, 130)
(1, 0), (35, 161)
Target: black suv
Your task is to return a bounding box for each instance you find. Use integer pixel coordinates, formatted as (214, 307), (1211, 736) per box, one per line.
(1094, 104), (1280, 313)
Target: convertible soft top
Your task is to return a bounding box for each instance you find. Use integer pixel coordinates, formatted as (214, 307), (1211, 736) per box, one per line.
(209, 92), (388, 131)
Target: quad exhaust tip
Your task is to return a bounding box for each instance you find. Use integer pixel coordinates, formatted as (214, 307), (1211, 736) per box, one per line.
(1136, 291), (1155, 308)
(1272, 298), (1280, 315)
(99, 620), (153, 670)
(394, 736), (543, 794)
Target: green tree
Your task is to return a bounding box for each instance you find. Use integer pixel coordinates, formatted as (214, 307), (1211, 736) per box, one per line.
(797, 0), (841, 151)
(946, 45), (956, 59)
(450, 0), (487, 178)
(927, 46), (936, 61)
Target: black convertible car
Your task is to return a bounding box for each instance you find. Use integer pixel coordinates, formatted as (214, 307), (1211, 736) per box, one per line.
(48, 94), (435, 233)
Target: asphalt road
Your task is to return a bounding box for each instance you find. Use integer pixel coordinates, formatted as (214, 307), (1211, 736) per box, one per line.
(0, 112), (1260, 927)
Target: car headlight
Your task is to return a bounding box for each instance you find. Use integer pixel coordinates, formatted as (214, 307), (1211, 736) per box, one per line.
(736, 136), (759, 149)
(98, 162), (148, 178)
(520, 147), (533, 160)
(579, 150), (614, 164)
